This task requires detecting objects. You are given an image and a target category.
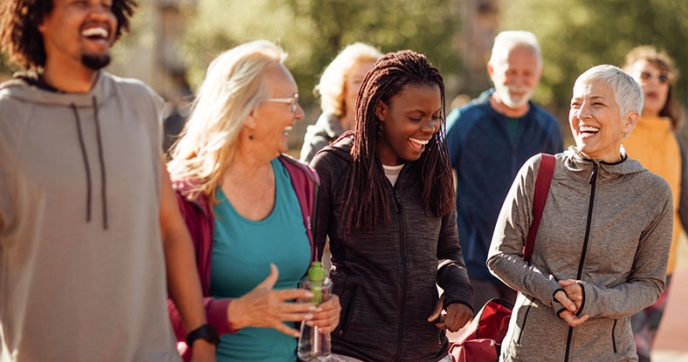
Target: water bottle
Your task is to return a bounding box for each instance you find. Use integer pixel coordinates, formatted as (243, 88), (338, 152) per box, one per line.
(297, 261), (332, 361)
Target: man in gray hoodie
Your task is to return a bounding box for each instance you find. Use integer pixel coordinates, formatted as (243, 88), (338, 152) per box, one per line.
(0, 0), (216, 361)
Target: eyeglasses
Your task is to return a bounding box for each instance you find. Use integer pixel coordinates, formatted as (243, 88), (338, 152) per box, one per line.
(639, 71), (671, 85)
(262, 94), (299, 113)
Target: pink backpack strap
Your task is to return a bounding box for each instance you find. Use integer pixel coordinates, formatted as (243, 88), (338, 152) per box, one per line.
(523, 153), (555, 263)
(279, 155), (321, 262)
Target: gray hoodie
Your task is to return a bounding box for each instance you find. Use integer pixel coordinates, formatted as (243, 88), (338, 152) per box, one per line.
(0, 72), (179, 361)
(488, 147), (673, 362)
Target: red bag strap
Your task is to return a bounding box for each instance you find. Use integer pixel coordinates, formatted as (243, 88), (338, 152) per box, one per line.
(523, 153), (555, 263)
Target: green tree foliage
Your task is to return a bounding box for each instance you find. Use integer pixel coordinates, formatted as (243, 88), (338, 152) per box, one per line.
(181, 0), (461, 104)
(502, 0), (688, 111)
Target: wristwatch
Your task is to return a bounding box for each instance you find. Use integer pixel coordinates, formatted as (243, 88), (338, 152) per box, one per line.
(186, 324), (220, 347)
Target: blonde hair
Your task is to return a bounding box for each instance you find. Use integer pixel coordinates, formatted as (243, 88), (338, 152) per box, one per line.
(315, 42), (382, 117)
(168, 40), (287, 200)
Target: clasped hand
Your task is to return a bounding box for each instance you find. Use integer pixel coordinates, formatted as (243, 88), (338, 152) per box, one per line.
(227, 264), (341, 338)
(554, 279), (589, 327)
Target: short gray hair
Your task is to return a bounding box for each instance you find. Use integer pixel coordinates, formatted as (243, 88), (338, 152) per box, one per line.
(489, 30), (542, 66)
(575, 64), (643, 116)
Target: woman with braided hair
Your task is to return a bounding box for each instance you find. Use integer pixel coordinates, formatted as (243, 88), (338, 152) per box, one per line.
(311, 50), (474, 362)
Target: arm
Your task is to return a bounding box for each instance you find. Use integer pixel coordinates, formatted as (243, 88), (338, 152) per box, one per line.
(159, 155), (216, 358)
(487, 156), (563, 308)
(431, 209), (473, 331)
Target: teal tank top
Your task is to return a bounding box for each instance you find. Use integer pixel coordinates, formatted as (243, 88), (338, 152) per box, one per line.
(210, 158), (311, 362)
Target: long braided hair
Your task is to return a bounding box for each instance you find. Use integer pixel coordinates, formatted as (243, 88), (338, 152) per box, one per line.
(341, 50), (455, 233)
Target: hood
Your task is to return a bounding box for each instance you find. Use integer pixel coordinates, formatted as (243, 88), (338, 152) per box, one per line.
(563, 145), (647, 182)
(2, 71), (112, 109)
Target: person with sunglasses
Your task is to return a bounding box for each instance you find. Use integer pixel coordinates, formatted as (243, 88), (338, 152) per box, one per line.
(166, 40), (340, 362)
(622, 45), (687, 362)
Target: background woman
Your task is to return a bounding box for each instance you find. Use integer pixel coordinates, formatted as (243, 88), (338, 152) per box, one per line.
(300, 42), (382, 163)
(167, 40), (340, 362)
(311, 50), (473, 362)
(623, 45), (688, 362)
(488, 65), (673, 361)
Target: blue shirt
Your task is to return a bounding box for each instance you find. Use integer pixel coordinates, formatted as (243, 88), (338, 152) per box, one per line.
(211, 158), (311, 362)
(446, 89), (563, 282)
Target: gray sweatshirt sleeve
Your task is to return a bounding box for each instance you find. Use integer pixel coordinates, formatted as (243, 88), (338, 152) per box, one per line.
(487, 155), (563, 308)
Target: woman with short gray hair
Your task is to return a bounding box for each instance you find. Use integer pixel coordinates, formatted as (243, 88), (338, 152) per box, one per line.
(488, 65), (673, 361)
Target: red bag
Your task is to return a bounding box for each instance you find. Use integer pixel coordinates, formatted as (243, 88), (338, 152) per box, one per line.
(449, 298), (513, 362)
(450, 153), (556, 362)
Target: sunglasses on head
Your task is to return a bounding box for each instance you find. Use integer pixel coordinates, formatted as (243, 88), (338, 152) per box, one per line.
(639, 71), (671, 84)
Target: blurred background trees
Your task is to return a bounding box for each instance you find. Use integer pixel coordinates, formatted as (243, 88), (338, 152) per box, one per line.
(181, 0), (462, 105)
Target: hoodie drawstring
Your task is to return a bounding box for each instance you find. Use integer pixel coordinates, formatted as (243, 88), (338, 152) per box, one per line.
(70, 97), (108, 230)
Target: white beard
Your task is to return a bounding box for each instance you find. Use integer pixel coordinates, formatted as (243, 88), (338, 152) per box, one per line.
(496, 85), (533, 109)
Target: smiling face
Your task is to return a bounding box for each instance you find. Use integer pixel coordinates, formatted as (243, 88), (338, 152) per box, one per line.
(627, 59), (670, 118)
(569, 79), (638, 162)
(38, 0), (117, 71)
(375, 83), (442, 166)
(251, 64), (304, 158)
(488, 44), (542, 113)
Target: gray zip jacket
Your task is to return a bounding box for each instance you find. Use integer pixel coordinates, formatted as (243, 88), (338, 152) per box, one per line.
(488, 146), (673, 362)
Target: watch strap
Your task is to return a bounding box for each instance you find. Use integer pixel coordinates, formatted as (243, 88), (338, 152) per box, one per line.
(186, 324), (220, 347)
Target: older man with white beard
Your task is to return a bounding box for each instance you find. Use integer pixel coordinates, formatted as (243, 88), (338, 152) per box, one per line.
(446, 30), (563, 310)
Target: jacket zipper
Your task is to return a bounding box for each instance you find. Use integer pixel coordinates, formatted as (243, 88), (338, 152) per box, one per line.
(564, 162), (598, 362)
(611, 319), (618, 353)
(392, 181), (409, 361)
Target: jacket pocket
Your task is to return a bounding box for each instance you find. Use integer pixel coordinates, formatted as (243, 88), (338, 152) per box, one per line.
(611, 319), (618, 353)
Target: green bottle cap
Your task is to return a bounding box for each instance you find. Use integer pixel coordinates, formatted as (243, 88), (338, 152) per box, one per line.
(308, 261), (326, 282)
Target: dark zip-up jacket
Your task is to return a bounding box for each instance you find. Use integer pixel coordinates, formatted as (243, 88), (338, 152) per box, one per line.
(446, 89), (563, 282)
(311, 136), (473, 362)
(488, 147), (673, 362)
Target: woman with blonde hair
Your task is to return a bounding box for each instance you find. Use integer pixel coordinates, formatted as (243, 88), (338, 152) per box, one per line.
(300, 42), (382, 163)
(167, 40), (340, 362)
(623, 45), (688, 362)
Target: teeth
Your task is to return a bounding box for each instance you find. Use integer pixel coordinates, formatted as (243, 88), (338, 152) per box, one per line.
(283, 126), (292, 136)
(409, 137), (429, 145)
(82, 28), (109, 38)
(579, 126), (599, 132)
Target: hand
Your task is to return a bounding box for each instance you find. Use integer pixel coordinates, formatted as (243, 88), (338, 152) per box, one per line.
(558, 279), (584, 311)
(189, 339), (216, 362)
(558, 309), (589, 327)
(227, 264), (316, 337)
(554, 289), (578, 314)
(427, 295), (473, 332)
(306, 294), (341, 333)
